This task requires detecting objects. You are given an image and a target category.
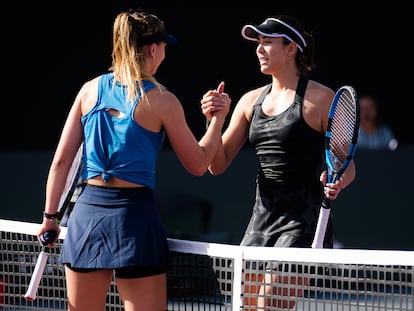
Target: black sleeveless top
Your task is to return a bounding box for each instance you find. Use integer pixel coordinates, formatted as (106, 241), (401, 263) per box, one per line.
(241, 76), (333, 249)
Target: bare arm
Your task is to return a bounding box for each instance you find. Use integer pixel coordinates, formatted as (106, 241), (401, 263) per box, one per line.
(201, 89), (260, 175)
(161, 83), (231, 176)
(38, 84), (86, 240)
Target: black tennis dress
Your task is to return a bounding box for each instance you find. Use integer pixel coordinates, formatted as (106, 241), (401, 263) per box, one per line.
(240, 76), (334, 249)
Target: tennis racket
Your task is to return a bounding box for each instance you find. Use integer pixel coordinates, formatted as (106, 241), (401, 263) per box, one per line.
(24, 143), (83, 301)
(311, 86), (359, 249)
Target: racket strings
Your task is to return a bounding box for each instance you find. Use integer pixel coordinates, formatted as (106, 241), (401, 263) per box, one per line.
(328, 91), (358, 169)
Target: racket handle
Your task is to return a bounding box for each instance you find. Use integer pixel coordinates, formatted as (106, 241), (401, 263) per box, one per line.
(39, 230), (58, 246)
(24, 248), (49, 301)
(24, 230), (57, 301)
(311, 200), (331, 249)
(321, 196), (331, 209)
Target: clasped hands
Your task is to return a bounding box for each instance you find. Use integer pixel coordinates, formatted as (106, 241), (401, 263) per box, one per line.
(200, 81), (231, 121)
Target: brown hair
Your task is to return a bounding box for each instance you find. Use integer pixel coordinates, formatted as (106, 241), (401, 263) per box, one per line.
(273, 14), (316, 77)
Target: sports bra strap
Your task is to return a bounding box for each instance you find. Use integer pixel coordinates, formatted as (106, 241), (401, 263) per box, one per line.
(294, 75), (308, 104)
(254, 83), (272, 107)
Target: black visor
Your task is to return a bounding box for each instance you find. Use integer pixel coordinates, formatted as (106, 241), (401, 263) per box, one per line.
(242, 18), (306, 52)
(137, 29), (177, 47)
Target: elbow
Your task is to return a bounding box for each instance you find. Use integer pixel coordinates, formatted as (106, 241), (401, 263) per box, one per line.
(185, 162), (209, 177)
(191, 168), (207, 177)
(188, 164), (224, 177)
(182, 153), (227, 177)
(188, 164), (225, 177)
(208, 166), (225, 176)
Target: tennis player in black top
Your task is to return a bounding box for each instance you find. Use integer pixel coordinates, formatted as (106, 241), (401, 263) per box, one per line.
(201, 14), (356, 310)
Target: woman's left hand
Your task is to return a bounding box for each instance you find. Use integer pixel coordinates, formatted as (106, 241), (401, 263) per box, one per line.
(320, 170), (343, 200)
(200, 81), (230, 121)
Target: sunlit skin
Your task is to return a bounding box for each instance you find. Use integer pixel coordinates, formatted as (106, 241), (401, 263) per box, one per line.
(37, 11), (231, 311)
(201, 24), (356, 310)
(202, 35), (355, 197)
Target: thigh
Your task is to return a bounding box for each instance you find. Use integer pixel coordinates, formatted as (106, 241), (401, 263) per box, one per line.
(65, 266), (113, 311)
(243, 272), (264, 310)
(115, 273), (167, 311)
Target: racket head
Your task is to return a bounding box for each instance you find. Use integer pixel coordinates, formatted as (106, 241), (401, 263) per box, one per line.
(325, 86), (360, 181)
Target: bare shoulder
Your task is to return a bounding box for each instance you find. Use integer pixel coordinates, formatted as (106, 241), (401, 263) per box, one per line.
(78, 76), (100, 95)
(303, 80), (336, 132)
(77, 76), (100, 114)
(146, 86), (182, 112)
(240, 84), (271, 102)
(143, 86), (185, 128)
(306, 80), (335, 105)
(238, 84), (271, 111)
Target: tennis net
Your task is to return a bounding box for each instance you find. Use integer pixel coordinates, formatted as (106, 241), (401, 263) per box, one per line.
(0, 219), (413, 310)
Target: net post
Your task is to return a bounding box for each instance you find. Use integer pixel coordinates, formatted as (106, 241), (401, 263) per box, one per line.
(232, 248), (244, 311)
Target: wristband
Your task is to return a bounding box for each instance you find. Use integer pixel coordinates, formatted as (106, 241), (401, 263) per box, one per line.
(43, 212), (59, 220)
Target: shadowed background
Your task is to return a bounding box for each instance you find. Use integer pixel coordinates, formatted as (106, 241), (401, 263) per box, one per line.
(1, 2), (412, 250)
(3, 1), (412, 149)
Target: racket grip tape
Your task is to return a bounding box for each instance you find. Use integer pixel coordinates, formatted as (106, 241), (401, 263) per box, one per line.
(311, 207), (331, 249)
(39, 230), (58, 246)
(24, 230), (57, 301)
(24, 249), (50, 301)
(321, 196), (331, 209)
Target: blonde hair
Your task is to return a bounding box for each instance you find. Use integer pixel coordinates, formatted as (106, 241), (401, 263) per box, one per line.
(108, 11), (166, 103)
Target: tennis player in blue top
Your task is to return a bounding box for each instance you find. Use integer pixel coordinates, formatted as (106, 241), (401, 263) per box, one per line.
(37, 10), (230, 311)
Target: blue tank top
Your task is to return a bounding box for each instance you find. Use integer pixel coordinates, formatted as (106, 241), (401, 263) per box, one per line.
(81, 73), (165, 189)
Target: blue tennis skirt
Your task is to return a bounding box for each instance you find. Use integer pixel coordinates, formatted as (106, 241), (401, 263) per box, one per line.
(59, 184), (171, 270)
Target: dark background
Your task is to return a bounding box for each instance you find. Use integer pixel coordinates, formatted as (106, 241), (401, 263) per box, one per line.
(3, 2), (412, 150)
(1, 2), (413, 250)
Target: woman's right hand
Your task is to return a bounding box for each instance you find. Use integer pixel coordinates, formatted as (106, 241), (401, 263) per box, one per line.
(37, 218), (61, 247)
(200, 81), (231, 122)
